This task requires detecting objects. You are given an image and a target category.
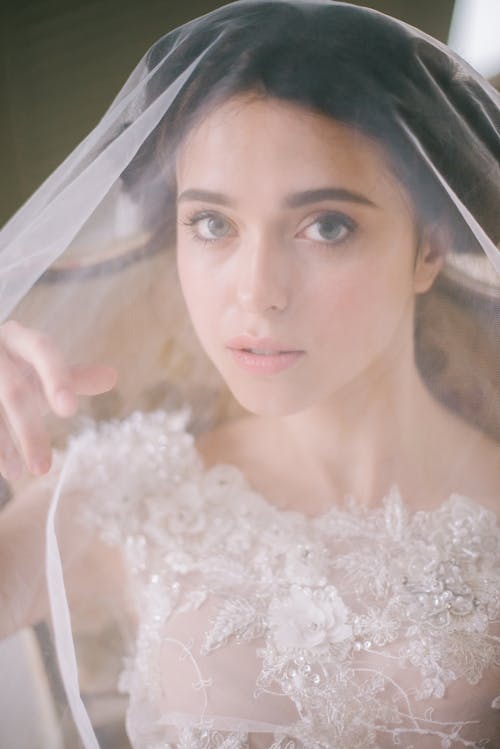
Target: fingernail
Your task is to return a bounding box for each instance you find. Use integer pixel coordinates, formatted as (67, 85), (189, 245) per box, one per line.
(33, 458), (51, 475)
(55, 389), (76, 415)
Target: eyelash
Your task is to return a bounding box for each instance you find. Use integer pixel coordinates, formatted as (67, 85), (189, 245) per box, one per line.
(180, 209), (358, 247)
(180, 211), (233, 247)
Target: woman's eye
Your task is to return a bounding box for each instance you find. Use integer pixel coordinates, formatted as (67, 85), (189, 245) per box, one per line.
(182, 212), (233, 242)
(300, 213), (356, 245)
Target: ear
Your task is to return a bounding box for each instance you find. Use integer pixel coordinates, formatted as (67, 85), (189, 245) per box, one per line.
(413, 227), (447, 294)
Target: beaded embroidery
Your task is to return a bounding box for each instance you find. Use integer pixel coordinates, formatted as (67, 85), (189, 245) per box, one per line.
(55, 410), (500, 748)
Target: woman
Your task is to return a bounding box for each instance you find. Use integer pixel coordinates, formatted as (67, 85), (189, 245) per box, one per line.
(0, 1), (499, 746)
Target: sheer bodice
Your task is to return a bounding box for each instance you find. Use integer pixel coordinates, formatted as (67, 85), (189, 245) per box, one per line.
(52, 409), (500, 748)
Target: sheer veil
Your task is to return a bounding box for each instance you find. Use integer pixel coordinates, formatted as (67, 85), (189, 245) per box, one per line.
(0, 1), (498, 747)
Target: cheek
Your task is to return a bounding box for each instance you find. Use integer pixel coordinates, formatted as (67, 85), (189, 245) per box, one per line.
(308, 256), (413, 356)
(176, 250), (224, 347)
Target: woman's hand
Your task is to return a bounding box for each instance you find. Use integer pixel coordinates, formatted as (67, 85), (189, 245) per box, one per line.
(0, 320), (117, 481)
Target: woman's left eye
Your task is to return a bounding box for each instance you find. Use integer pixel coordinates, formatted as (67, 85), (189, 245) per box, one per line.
(299, 212), (356, 245)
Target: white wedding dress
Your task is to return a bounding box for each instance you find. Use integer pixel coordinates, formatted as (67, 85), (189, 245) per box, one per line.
(50, 409), (500, 749)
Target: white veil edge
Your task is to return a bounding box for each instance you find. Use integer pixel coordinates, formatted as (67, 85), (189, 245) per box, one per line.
(46, 444), (100, 749)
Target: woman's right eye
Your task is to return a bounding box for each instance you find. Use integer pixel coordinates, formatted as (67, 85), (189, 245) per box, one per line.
(181, 212), (234, 243)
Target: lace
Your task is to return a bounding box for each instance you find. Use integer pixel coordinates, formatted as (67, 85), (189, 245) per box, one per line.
(51, 409), (500, 749)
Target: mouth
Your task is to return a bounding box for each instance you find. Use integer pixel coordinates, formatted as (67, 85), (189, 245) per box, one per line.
(237, 347), (299, 355)
(225, 336), (305, 373)
(226, 335), (304, 354)
(227, 346), (305, 374)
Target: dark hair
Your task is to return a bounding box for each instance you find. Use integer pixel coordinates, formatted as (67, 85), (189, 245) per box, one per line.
(121, 0), (499, 255)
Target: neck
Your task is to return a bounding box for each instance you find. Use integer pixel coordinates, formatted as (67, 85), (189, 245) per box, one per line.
(275, 323), (451, 508)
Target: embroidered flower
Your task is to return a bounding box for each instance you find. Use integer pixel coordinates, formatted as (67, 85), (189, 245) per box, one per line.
(399, 556), (494, 633)
(268, 584), (352, 652)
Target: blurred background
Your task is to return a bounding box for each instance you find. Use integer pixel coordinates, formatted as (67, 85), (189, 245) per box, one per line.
(0, 0), (499, 228)
(0, 1), (499, 747)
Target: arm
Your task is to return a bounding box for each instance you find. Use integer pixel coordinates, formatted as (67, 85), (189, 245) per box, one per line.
(0, 319), (119, 640)
(0, 473), (128, 642)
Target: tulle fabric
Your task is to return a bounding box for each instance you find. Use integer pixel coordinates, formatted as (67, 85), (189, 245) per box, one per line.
(0, 1), (499, 747)
(38, 409), (500, 748)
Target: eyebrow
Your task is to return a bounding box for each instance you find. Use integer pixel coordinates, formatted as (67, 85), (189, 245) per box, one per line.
(285, 188), (377, 209)
(178, 189), (232, 206)
(177, 187), (378, 209)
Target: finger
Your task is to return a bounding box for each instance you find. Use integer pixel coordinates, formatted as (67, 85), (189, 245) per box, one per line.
(1, 321), (78, 418)
(69, 363), (118, 397)
(0, 348), (52, 475)
(0, 417), (24, 482)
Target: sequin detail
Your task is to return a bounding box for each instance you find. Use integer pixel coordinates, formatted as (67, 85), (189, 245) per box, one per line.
(57, 410), (500, 749)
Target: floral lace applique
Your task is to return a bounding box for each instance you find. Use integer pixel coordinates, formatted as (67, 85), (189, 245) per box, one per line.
(73, 411), (500, 748)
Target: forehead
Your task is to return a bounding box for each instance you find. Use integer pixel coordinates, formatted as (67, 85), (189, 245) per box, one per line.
(175, 94), (408, 209)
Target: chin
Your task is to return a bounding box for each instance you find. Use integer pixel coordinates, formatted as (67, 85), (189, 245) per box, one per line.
(225, 379), (317, 418)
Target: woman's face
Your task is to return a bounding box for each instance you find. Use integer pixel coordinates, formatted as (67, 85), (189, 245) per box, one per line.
(176, 95), (442, 416)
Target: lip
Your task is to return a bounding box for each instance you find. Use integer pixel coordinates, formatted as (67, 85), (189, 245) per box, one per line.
(226, 335), (303, 354)
(226, 336), (305, 375)
(228, 348), (305, 374)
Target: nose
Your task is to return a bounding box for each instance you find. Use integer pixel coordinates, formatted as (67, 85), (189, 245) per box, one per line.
(236, 234), (289, 313)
